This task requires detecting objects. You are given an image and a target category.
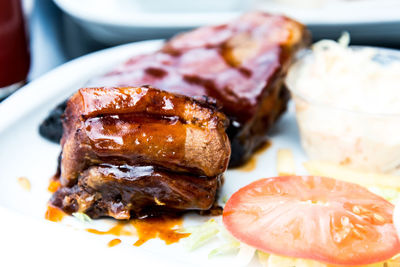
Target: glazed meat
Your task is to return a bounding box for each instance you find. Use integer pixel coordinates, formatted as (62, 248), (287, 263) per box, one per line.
(89, 12), (310, 166)
(51, 86), (230, 219)
(40, 12), (310, 167)
(52, 165), (221, 219)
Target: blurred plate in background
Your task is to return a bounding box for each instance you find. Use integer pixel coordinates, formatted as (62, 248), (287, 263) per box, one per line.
(23, 0), (35, 16)
(52, 0), (244, 44)
(255, 0), (400, 46)
(53, 0), (400, 46)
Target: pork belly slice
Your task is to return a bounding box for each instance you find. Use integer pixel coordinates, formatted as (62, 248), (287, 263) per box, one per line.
(61, 86), (230, 186)
(51, 164), (221, 219)
(89, 12), (311, 166)
(52, 86), (230, 219)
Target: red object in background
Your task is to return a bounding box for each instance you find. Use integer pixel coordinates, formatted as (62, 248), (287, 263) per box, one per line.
(0, 0), (30, 98)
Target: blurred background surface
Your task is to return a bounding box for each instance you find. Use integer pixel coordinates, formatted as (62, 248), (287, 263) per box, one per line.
(23, 0), (400, 82)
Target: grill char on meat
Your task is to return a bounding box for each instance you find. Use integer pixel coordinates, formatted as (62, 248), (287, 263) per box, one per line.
(40, 12), (310, 167)
(51, 86), (231, 219)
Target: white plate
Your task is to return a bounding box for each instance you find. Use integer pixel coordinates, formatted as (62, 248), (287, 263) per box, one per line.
(53, 0), (400, 45)
(0, 40), (308, 266)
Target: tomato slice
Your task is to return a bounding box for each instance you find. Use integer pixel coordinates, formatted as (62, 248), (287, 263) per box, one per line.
(223, 176), (400, 265)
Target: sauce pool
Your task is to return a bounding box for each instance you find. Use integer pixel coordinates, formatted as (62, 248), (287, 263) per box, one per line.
(86, 222), (133, 236)
(86, 216), (190, 246)
(132, 217), (190, 246)
(45, 205), (189, 246)
(17, 177), (31, 191)
(48, 179), (61, 193)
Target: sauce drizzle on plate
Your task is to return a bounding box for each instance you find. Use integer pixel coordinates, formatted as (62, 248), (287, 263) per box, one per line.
(48, 179), (60, 193)
(45, 205), (65, 222)
(132, 217), (190, 246)
(86, 216), (189, 246)
(108, 238), (122, 247)
(86, 222), (133, 236)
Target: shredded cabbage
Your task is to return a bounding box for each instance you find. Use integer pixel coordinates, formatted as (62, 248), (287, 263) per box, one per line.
(368, 187), (400, 203)
(337, 31), (350, 47)
(181, 218), (259, 266)
(72, 212), (92, 223)
(208, 241), (240, 259)
(232, 243), (256, 266)
(182, 219), (220, 251)
(182, 189), (400, 265)
(257, 250), (270, 267)
(183, 215), (400, 266)
(288, 33), (400, 115)
(221, 195), (229, 204)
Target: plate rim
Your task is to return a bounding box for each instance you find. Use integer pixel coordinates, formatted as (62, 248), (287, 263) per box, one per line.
(0, 39), (196, 267)
(0, 39), (164, 133)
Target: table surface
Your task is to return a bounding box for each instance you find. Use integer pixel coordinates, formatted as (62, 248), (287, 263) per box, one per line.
(28, 0), (108, 81)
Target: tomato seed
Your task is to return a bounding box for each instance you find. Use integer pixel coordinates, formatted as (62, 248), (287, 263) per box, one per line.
(373, 213), (385, 224)
(353, 206), (361, 214)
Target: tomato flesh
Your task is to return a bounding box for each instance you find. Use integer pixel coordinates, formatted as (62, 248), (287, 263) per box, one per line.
(223, 176), (400, 265)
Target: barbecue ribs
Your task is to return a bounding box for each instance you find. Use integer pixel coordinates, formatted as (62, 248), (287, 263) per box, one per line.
(50, 86), (231, 219)
(89, 12), (310, 166)
(40, 12), (310, 167)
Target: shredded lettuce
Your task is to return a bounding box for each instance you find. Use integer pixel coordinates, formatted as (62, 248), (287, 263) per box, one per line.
(182, 217), (400, 266)
(221, 195), (229, 204)
(234, 243), (256, 266)
(208, 226), (243, 258)
(181, 219), (258, 266)
(257, 250), (270, 267)
(338, 31), (350, 47)
(208, 241), (240, 258)
(182, 219), (220, 251)
(368, 187), (400, 203)
(72, 212), (92, 223)
(182, 218), (247, 260)
(267, 254), (328, 267)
